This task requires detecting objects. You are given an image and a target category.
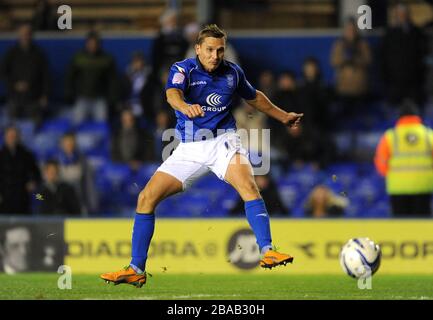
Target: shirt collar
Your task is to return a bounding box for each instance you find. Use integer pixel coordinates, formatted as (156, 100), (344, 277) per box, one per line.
(396, 115), (422, 126)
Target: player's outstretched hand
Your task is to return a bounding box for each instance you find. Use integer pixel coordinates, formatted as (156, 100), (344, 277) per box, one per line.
(182, 104), (205, 118)
(283, 112), (303, 128)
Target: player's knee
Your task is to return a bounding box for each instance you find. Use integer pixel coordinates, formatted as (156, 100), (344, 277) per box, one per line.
(137, 188), (157, 209)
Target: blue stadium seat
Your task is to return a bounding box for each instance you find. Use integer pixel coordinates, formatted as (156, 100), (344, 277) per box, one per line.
(355, 131), (382, 155)
(32, 132), (61, 161)
(86, 150), (110, 171)
(39, 118), (72, 134)
(364, 200), (391, 218)
(181, 196), (212, 217)
(75, 121), (110, 155)
(277, 179), (303, 211)
(345, 198), (362, 217)
(326, 163), (359, 189)
(137, 163), (160, 181)
(98, 162), (131, 187)
(351, 177), (382, 205)
(320, 176), (345, 195)
(15, 120), (35, 148)
(76, 132), (109, 155)
(155, 199), (176, 217)
(291, 204), (306, 218)
(284, 165), (322, 191)
(95, 162), (131, 212)
(332, 132), (354, 156)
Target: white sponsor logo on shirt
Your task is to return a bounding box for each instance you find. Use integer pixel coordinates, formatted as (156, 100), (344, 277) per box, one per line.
(206, 93), (222, 107)
(190, 80), (207, 86)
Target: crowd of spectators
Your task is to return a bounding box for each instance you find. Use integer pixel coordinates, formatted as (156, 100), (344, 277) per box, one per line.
(0, 4), (431, 218)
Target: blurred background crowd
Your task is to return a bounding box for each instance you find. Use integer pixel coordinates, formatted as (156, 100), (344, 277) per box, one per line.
(1, 0), (433, 218)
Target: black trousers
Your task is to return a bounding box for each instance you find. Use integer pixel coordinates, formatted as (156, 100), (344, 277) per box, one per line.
(390, 194), (432, 217)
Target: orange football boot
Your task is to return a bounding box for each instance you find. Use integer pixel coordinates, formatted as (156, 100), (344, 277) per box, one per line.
(100, 266), (147, 288)
(260, 250), (294, 269)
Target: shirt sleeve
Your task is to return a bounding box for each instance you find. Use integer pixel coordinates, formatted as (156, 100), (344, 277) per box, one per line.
(165, 63), (188, 92)
(235, 65), (257, 100)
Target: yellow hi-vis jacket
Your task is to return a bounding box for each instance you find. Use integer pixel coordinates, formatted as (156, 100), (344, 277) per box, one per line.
(374, 116), (433, 195)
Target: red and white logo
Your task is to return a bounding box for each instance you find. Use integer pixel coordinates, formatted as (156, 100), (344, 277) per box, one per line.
(172, 72), (185, 84)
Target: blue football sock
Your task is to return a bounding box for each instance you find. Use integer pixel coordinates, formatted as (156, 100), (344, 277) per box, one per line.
(130, 213), (155, 272)
(244, 198), (273, 254)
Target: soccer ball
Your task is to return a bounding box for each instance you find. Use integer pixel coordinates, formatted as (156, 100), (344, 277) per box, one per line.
(340, 237), (381, 279)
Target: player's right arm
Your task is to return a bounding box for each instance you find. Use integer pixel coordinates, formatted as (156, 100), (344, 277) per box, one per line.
(165, 62), (204, 119)
(166, 88), (204, 118)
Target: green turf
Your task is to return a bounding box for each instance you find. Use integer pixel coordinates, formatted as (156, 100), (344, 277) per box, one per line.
(0, 273), (432, 300)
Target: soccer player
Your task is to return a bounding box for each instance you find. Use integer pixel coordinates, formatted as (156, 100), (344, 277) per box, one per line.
(101, 25), (303, 288)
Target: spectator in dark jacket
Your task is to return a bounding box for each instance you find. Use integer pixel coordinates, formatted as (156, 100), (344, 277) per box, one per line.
(31, 0), (57, 31)
(0, 126), (41, 214)
(122, 51), (154, 120)
(298, 57), (331, 133)
(111, 109), (155, 168)
(381, 4), (427, 106)
(65, 31), (118, 124)
(0, 24), (50, 126)
(151, 9), (188, 81)
(54, 132), (98, 215)
(257, 70), (276, 101)
(269, 71), (299, 152)
(283, 123), (335, 170)
(230, 174), (289, 216)
(37, 160), (81, 215)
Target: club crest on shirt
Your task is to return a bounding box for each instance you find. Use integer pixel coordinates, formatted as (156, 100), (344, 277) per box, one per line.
(226, 74), (234, 88)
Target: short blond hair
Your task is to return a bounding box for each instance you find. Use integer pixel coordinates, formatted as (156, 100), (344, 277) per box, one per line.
(196, 24), (227, 45)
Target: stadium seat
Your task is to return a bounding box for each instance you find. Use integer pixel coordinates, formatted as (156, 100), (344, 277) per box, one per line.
(355, 131), (382, 157)
(291, 204), (306, 218)
(332, 131), (355, 156)
(285, 165), (322, 190)
(76, 121), (110, 154)
(137, 163), (160, 181)
(39, 118), (72, 134)
(326, 163), (359, 189)
(277, 180), (303, 211)
(32, 132), (61, 161)
(95, 162), (131, 212)
(15, 120), (35, 148)
(364, 200), (391, 218)
(154, 199), (176, 217)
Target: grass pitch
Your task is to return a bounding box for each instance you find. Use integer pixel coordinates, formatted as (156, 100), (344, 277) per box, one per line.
(0, 273), (433, 300)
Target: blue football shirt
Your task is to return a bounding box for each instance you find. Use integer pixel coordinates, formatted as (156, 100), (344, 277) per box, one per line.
(166, 57), (257, 142)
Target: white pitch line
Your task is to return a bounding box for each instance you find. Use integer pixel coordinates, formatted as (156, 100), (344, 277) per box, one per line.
(82, 293), (242, 300)
(133, 294), (242, 300)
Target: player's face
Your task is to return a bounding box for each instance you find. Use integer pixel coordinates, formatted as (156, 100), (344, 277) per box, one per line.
(195, 37), (225, 72)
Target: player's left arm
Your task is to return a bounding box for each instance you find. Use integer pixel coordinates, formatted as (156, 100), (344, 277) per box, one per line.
(246, 90), (303, 127)
(234, 65), (303, 127)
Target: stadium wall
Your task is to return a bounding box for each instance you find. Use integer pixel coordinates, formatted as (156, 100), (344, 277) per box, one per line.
(1, 218), (432, 275)
(0, 32), (381, 101)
